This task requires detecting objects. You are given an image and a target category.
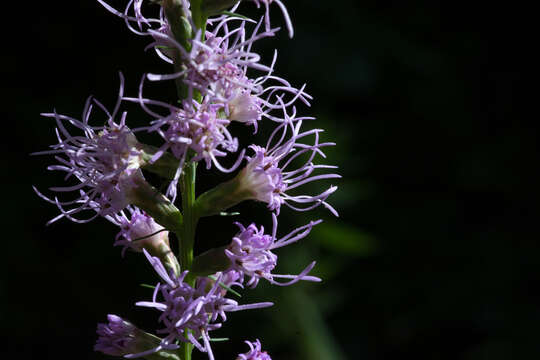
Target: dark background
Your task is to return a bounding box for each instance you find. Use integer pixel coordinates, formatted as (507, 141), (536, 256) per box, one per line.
(1, 1), (536, 359)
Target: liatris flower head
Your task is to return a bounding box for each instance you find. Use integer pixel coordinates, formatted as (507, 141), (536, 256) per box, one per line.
(138, 95), (245, 190)
(193, 109), (333, 218)
(237, 115), (340, 216)
(171, 98), (241, 170)
(236, 339), (271, 360)
(146, 17), (273, 102)
(111, 206), (169, 256)
(95, 314), (162, 357)
(33, 76), (148, 224)
(144, 15), (310, 121)
(225, 213), (322, 288)
(105, 206), (181, 274)
(137, 250), (273, 360)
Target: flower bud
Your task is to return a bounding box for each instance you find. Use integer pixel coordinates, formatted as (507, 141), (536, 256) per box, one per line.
(115, 209), (181, 276)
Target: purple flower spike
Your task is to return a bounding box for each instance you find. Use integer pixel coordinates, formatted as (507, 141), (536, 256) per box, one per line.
(137, 250), (273, 360)
(236, 339), (272, 360)
(238, 116), (341, 216)
(225, 213), (322, 288)
(33, 75), (146, 224)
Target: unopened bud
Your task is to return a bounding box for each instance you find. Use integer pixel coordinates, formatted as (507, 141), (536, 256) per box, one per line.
(115, 209), (181, 276)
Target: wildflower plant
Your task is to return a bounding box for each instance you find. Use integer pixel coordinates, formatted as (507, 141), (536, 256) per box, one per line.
(35, 1), (339, 359)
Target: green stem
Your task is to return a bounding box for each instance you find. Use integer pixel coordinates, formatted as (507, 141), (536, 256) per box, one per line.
(179, 161), (198, 270)
(178, 161), (198, 360)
